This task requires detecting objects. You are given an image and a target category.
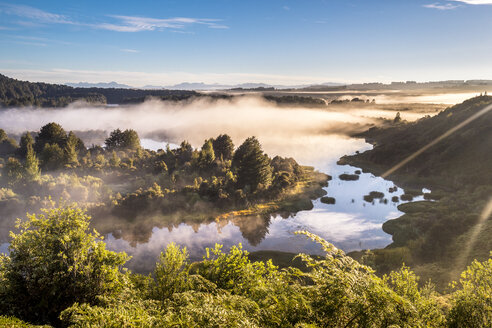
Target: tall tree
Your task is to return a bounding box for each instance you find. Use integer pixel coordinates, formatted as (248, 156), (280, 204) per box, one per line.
(64, 131), (80, 167)
(213, 134), (234, 161)
(34, 122), (67, 153)
(199, 139), (215, 168)
(18, 132), (34, 159)
(232, 137), (272, 192)
(23, 143), (40, 182)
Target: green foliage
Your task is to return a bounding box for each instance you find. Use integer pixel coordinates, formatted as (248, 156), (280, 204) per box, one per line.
(2, 157), (24, 186)
(40, 143), (65, 171)
(23, 143), (40, 182)
(233, 136), (272, 192)
(213, 134), (234, 161)
(105, 129), (141, 150)
(19, 132), (34, 159)
(152, 243), (191, 300)
(0, 130), (19, 158)
(0, 206), (129, 324)
(447, 254), (492, 327)
(64, 132), (80, 167)
(0, 315), (50, 327)
(34, 123), (67, 153)
(198, 139), (215, 169)
(0, 215), (490, 327)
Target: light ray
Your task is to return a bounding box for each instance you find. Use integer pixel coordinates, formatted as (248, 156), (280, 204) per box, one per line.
(381, 103), (492, 178)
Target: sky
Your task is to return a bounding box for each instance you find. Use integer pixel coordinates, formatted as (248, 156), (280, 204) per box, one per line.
(0, 0), (492, 87)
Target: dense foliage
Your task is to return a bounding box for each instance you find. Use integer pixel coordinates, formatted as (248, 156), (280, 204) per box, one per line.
(0, 206), (489, 327)
(0, 123), (327, 248)
(343, 96), (492, 289)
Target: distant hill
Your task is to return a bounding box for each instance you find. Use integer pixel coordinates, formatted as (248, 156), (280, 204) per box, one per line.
(65, 81), (134, 89)
(0, 74), (198, 107)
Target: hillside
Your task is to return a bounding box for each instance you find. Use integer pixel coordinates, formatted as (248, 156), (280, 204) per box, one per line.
(342, 96), (492, 290)
(0, 74), (198, 107)
(342, 96), (492, 188)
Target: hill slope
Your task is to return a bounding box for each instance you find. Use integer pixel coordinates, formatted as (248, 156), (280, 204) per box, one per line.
(342, 96), (492, 290)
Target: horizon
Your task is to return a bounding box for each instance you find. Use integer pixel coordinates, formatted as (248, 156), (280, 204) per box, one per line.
(1, 1), (492, 87)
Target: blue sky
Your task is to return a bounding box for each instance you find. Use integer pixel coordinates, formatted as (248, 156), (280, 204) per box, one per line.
(0, 0), (491, 86)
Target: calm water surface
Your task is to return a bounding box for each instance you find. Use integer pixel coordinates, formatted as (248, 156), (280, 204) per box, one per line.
(106, 136), (424, 273)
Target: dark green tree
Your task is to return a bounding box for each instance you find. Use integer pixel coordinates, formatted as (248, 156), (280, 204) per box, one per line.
(40, 143), (65, 170)
(213, 134), (234, 161)
(2, 157), (23, 186)
(0, 129), (19, 157)
(34, 122), (67, 153)
(232, 137), (272, 192)
(18, 132), (34, 159)
(105, 129), (140, 150)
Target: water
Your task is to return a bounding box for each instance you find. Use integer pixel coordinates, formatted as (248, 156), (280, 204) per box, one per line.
(107, 135), (424, 273)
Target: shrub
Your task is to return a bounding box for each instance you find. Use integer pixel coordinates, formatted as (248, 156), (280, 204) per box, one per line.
(0, 206), (129, 325)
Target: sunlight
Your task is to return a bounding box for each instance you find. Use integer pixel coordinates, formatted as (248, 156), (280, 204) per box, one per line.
(381, 103), (492, 179)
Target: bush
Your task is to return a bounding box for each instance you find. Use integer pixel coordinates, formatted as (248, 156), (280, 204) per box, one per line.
(0, 206), (129, 325)
(447, 254), (492, 327)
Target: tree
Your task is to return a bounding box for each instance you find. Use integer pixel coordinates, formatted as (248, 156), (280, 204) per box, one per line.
(64, 131), (80, 167)
(18, 132), (34, 159)
(393, 111), (402, 123)
(176, 140), (193, 165)
(232, 137), (272, 192)
(34, 122), (67, 153)
(213, 134), (234, 161)
(23, 143), (40, 182)
(0, 129), (19, 157)
(0, 206), (129, 325)
(198, 139), (215, 169)
(105, 129), (141, 150)
(2, 157), (23, 186)
(40, 143), (65, 171)
(109, 150), (121, 168)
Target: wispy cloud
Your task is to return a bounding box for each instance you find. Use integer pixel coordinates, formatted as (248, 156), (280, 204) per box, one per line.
(0, 4), (75, 24)
(121, 48), (139, 53)
(14, 41), (47, 47)
(451, 0), (492, 4)
(423, 3), (461, 10)
(97, 15), (227, 32)
(0, 3), (227, 32)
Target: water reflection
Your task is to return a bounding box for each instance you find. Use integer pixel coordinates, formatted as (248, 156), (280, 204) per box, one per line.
(104, 135), (423, 273)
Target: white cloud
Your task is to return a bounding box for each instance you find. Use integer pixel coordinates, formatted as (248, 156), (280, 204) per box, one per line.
(120, 48), (139, 53)
(97, 15), (227, 32)
(0, 4), (75, 24)
(423, 3), (460, 10)
(451, 0), (492, 4)
(0, 4), (228, 32)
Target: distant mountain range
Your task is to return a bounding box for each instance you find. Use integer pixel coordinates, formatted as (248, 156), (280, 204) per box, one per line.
(65, 81), (134, 89)
(65, 81), (346, 90)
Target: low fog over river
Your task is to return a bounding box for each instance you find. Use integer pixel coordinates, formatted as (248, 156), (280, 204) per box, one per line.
(0, 96), (431, 272)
